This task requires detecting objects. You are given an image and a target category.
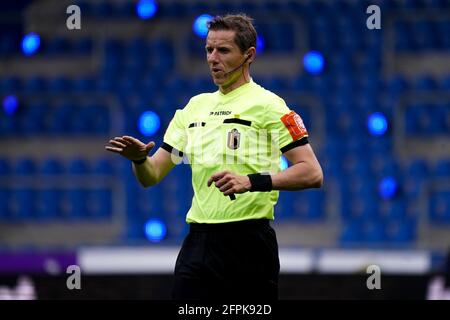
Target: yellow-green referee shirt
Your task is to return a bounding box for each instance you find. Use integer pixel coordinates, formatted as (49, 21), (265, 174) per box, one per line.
(162, 79), (309, 223)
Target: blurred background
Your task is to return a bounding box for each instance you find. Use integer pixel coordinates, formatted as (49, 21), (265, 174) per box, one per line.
(0, 0), (449, 299)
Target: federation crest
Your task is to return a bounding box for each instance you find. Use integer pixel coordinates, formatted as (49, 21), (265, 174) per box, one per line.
(227, 128), (241, 150)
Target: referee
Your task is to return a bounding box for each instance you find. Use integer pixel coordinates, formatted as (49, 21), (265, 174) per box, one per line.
(106, 14), (323, 300)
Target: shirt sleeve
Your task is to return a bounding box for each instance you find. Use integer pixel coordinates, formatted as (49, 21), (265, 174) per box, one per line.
(264, 98), (309, 153)
(163, 109), (187, 153)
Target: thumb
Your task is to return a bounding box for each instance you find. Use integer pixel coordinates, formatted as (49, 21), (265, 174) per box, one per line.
(145, 141), (155, 152)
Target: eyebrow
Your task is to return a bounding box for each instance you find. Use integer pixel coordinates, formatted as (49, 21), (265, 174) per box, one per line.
(205, 44), (233, 50)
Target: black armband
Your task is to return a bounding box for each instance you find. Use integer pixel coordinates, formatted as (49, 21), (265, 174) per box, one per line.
(247, 173), (272, 192)
(132, 157), (147, 165)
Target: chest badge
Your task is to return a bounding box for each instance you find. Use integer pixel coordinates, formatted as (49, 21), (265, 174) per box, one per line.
(227, 128), (241, 150)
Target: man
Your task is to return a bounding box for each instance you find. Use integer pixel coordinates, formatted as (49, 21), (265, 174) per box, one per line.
(105, 14), (323, 300)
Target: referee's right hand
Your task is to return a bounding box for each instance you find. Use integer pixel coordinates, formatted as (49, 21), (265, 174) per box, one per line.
(105, 135), (155, 161)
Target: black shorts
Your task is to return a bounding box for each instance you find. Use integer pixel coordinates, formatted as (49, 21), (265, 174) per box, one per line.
(172, 218), (280, 301)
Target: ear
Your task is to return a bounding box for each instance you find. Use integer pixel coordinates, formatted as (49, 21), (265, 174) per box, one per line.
(246, 47), (256, 62)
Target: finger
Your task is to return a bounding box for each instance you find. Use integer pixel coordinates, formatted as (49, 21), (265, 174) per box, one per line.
(122, 136), (140, 145)
(145, 141), (155, 152)
(105, 146), (123, 153)
(109, 140), (127, 148)
(219, 181), (233, 193)
(115, 137), (131, 146)
(215, 175), (230, 188)
(223, 187), (235, 196)
(208, 172), (226, 187)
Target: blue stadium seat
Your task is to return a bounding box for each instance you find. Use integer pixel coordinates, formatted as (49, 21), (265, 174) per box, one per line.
(436, 102), (450, 134)
(49, 101), (74, 134)
(0, 158), (11, 175)
(138, 186), (163, 218)
(73, 37), (93, 54)
(71, 105), (92, 134)
(23, 76), (47, 93)
(115, 1), (134, 16)
(275, 192), (294, 220)
(68, 158), (89, 174)
(93, 157), (114, 175)
(21, 99), (48, 135)
(437, 20), (450, 49)
(403, 176), (425, 200)
(0, 189), (11, 220)
(412, 20), (436, 50)
(386, 75), (409, 95)
(38, 188), (62, 219)
(90, 0), (114, 17)
(0, 112), (18, 136)
(88, 104), (110, 134)
(13, 188), (36, 220)
(429, 191), (450, 223)
(415, 75), (438, 91)
(386, 219), (416, 244)
(41, 158), (64, 175)
(15, 158), (37, 175)
(434, 159), (450, 178)
(379, 199), (406, 221)
(46, 37), (70, 55)
(89, 188), (112, 219)
(48, 76), (71, 93)
(0, 34), (17, 57)
(407, 158), (429, 178)
(67, 188), (89, 219)
(350, 196), (378, 221)
(340, 220), (364, 244)
(364, 220), (386, 244)
(1, 76), (22, 92)
(72, 75), (95, 93)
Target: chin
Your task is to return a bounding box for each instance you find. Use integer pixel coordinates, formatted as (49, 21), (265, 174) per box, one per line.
(212, 78), (223, 86)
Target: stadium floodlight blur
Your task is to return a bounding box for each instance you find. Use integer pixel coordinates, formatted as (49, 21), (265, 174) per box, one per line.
(303, 51), (324, 74)
(280, 156), (289, 171)
(368, 112), (388, 136)
(21, 33), (40, 56)
(138, 111), (160, 137)
(193, 14), (213, 38)
(136, 0), (157, 20)
(378, 176), (398, 200)
(144, 218), (167, 242)
(256, 35), (265, 54)
(3, 95), (19, 115)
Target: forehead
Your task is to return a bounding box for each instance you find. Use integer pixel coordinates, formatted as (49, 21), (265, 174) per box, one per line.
(206, 30), (237, 48)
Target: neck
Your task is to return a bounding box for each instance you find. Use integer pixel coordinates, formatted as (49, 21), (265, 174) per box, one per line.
(219, 71), (251, 95)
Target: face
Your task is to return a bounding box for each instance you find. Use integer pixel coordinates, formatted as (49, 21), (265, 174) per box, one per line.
(205, 30), (248, 90)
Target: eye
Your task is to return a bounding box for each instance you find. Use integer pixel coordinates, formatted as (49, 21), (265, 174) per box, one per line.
(206, 47), (213, 54)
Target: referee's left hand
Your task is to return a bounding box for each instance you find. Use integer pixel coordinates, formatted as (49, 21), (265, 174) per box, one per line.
(207, 171), (251, 196)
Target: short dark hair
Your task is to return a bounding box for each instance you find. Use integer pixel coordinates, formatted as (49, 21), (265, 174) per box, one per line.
(207, 14), (257, 53)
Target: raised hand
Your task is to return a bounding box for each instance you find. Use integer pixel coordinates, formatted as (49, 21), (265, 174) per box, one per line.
(105, 135), (155, 162)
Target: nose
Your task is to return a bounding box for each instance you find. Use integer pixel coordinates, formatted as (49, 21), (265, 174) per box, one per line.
(207, 49), (218, 64)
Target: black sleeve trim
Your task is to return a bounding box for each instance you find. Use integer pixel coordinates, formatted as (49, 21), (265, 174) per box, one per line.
(280, 137), (309, 153)
(223, 118), (252, 127)
(188, 122), (206, 128)
(161, 142), (184, 157)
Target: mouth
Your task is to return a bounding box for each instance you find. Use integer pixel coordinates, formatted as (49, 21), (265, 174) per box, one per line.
(211, 67), (222, 75)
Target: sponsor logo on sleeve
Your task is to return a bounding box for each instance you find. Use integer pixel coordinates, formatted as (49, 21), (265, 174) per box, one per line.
(280, 111), (308, 140)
